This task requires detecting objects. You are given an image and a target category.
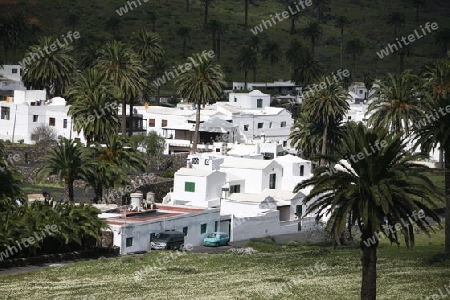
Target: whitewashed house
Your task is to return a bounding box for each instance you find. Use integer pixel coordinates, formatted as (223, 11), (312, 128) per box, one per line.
(102, 204), (220, 255)
(0, 65), (26, 92)
(0, 90), (86, 144)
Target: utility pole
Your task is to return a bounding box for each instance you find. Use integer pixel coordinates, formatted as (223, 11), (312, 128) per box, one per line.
(11, 105), (17, 143)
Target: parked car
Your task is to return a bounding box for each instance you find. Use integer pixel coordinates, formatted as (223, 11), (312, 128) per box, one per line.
(203, 232), (230, 247)
(150, 230), (185, 250)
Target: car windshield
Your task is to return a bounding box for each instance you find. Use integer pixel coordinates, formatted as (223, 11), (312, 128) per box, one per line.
(207, 233), (219, 238)
(155, 233), (170, 239)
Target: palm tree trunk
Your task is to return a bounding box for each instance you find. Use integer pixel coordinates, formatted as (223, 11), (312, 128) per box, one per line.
(320, 122), (328, 166)
(204, 1), (209, 25)
(121, 99), (126, 136)
(244, 70), (248, 90)
(361, 238), (378, 300)
(64, 178), (74, 202)
(245, 0), (249, 27)
(192, 100), (201, 153)
(182, 39), (187, 58)
(128, 101), (134, 137)
(340, 32), (344, 69)
(94, 187), (102, 204)
(186, 0), (190, 12)
(445, 146), (450, 253)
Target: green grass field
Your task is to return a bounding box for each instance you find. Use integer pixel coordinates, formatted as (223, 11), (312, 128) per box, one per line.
(0, 227), (448, 300)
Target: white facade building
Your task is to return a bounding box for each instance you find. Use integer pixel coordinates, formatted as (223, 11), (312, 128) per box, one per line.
(0, 90), (86, 144)
(103, 204), (220, 255)
(0, 65), (26, 91)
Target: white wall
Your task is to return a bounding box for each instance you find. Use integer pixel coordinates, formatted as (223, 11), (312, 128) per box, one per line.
(228, 91), (270, 110)
(110, 209), (220, 254)
(231, 211), (298, 242)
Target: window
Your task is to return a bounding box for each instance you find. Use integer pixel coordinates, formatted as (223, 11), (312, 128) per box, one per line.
(234, 97), (237, 102)
(161, 119), (167, 127)
(33, 115), (38, 122)
(200, 223), (207, 234)
(244, 124), (249, 131)
(269, 122), (272, 128)
(269, 173), (276, 189)
(300, 165), (304, 176)
(230, 185), (240, 193)
(183, 227), (188, 236)
(11, 68), (17, 74)
(49, 118), (55, 126)
(126, 237), (133, 247)
(149, 119), (155, 127)
(215, 221), (219, 231)
(257, 98), (263, 108)
(150, 233), (155, 241)
(216, 148), (221, 152)
(281, 121), (286, 128)
(257, 122), (263, 129)
(348, 116), (352, 120)
(63, 119), (68, 128)
(1, 107), (10, 120)
(185, 182), (195, 192)
(204, 159), (210, 165)
(359, 90), (363, 94)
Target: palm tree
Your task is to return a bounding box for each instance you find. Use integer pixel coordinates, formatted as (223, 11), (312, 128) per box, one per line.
(334, 16), (351, 69)
(345, 38), (365, 74)
(295, 122), (443, 300)
(64, 12), (80, 32)
(21, 36), (75, 98)
(363, 72), (374, 100)
(95, 40), (147, 136)
(147, 12), (158, 32)
(37, 139), (84, 203)
(367, 70), (423, 135)
(311, 0), (330, 22)
(435, 28), (450, 55)
(203, 0), (213, 25)
(176, 26), (191, 58)
(302, 76), (349, 165)
(105, 16), (122, 39)
(291, 50), (323, 87)
(386, 12), (405, 37)
(175, 57), (226, 153)
(286, 39), (307, 75)
(411, 0), (427, 23)
(131, 30), (163, 64)
(289, 111), (322, 159)
(237, 46), (257, 90)
(244, 0), (252, 28)
(262, 41), (281, 80)
(0, 141), (23, 210)
(67, 69), (119, 145)
(205, 20), (226, 60)
(286, 3), (300, 34)
(396, 43), (414, 71)
(416, 60), (450, 252)
(302, 20), (323, 55)
(186, 0), (190, 12)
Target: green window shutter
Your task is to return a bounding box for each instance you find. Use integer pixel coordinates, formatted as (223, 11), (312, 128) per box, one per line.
(201, 223), (207, 234)
(126, 237), (133, 247)
(185, 182), (195, 192)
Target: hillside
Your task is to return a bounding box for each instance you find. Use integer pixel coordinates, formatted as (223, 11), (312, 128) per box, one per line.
(1, 0), (450, 91)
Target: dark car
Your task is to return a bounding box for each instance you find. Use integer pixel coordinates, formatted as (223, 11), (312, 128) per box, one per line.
(150, 230), (185, 250)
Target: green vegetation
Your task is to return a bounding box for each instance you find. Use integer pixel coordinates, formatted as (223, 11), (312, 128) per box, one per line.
(0, 230), (447, 300)
(1, 0), (450, 87)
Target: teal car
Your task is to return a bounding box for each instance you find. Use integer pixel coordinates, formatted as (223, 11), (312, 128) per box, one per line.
(203, 232), (230, 247)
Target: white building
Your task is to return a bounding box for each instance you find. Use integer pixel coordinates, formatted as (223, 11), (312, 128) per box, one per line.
(162, 152), (319, 243)
(134, 90), (293, 153)
(232, 80), (301, 96)
(0, 65), (26, 92)
(102, 204), (220, 255)
(0, 90), (85, 143)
